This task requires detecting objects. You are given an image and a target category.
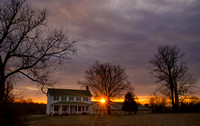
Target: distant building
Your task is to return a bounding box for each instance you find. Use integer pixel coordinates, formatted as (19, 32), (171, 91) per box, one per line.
(91, 102), (152, 114)
(111, 102), (152, 114)
(46, 88), (92, 115)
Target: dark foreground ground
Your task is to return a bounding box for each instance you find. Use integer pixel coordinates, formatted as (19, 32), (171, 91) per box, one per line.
(27, 113), (200, 126)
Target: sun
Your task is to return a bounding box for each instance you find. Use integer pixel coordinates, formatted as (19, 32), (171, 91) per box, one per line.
(100, 99), (106, 103)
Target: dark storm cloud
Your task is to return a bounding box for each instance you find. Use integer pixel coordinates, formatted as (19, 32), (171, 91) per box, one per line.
(27, 0), (200, 96)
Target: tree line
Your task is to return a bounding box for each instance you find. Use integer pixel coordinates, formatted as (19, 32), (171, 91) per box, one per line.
(147, 93), (200, 113)
(1, 98), (46, 125)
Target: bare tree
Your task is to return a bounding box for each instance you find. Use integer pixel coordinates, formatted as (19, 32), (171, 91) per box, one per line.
(0, 0), (77, 102)
(149, 92), (168, 113)
(80, 61), (131, 114)
(149, 45), (195, 112)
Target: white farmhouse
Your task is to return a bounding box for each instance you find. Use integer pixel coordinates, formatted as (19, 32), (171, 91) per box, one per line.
(46, 88), (92, 115)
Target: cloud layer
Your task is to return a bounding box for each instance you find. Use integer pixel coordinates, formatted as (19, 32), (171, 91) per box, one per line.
(16, 0), (200, 101)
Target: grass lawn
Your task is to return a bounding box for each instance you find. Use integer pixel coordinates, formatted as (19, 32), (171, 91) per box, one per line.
(27, 113), (200, 126)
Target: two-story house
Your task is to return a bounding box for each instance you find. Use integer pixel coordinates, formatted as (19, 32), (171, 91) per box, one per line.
(46, 87), (92, 115)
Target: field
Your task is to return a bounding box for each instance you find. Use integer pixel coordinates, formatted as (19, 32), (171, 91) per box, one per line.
(27, 113), (200, 126)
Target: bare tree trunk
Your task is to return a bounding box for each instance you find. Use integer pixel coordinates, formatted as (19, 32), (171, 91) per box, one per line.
(106, 105), (111, 115)
(0, 56), (5, 102)
(171, 88), (175, 112)
(106, 99), (111, 115)
(174, 81), (179, 112)
(169, 71), (176, 112)
(0, 78), (5, 102)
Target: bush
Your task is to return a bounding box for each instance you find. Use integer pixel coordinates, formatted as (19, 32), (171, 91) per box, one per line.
(61, 113), (69, 116)
(53, 113), (59, 116)
(180, 102), (200, 113)
(81, 112), (88, 115)
(149, 93), (169, 113)
(0, 102), (26, 126)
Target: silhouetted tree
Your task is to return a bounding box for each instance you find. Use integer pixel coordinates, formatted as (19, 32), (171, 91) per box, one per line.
(0, 0), (77, 102)
(180, 96), (200, 113)
(122, 92), (138, 115)
(149, 45), (195, 112)
(80, 61), (131, 114)
(149, 92), (168, 113)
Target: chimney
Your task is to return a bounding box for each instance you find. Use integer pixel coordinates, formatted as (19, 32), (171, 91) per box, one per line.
(86, 86), (89, 90)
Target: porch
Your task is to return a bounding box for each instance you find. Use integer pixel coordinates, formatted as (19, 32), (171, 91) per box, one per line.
(51, 102), (91, 115)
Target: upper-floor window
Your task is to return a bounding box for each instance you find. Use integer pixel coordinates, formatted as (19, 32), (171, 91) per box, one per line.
(69, 96), (74, 102)
(83, 97), (88, 102)
(76, 96), (81, 102)
(61, 96), (66, 101)
(54, 96), (59, 101)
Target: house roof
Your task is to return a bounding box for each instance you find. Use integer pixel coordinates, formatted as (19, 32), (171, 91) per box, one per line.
(47, 88), (92, 97)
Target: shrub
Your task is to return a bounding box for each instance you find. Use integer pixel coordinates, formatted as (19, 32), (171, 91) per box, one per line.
(81, 112), (88, 115)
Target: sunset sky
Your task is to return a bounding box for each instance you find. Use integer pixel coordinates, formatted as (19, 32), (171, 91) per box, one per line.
(13, 0), (200, 104)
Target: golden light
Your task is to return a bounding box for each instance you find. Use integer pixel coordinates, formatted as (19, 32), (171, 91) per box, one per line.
(100, 99), (106, 103)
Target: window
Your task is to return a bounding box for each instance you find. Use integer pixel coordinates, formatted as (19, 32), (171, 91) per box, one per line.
(76, 96), (81, 102)
(83, 97), (88, 102)
(61, 96), (66, 101)
(54, 106), (59, 111)
(78, 106), (81, 111)
(54, 96), (59, 101)
(69, 96), (74, 101)
(86, 106), (89, 111)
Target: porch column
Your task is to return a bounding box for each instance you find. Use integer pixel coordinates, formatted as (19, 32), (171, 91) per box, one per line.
(53, 105), (54, 114)
(69, 105), (70, 114)
(77, 105), (78, 114)
(60, 105), (62, 115)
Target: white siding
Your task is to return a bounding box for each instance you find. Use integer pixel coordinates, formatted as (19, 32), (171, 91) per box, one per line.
(46, 93), (92, 115)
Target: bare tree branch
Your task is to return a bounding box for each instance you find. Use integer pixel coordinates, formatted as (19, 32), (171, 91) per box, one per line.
(80, 61), (131, 99)
(0, 0), (77, 101)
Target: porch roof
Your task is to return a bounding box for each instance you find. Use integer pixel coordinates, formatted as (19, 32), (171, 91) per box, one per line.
(52, 101), (92, 106)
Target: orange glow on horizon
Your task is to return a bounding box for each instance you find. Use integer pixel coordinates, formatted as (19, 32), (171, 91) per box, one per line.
(14, 99), (46, 104)
(16, 96), (150, 105)
(91, 96), (150, 105)
(33, 100), (47, 104)
(22, 96), (200, 105)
